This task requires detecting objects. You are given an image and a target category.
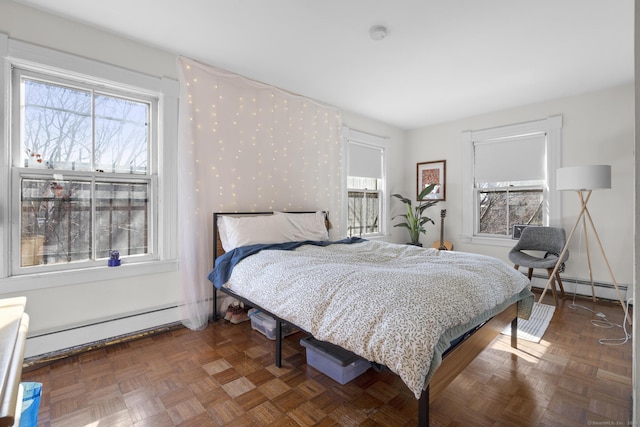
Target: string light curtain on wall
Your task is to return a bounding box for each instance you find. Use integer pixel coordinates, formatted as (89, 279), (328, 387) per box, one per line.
(177, 57), (342, 330)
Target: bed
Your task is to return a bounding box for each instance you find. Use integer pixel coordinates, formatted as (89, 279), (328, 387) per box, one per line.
(208, 211), (533, 426)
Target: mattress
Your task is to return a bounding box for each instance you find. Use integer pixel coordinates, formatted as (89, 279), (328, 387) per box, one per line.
(212, 239), (533, 398)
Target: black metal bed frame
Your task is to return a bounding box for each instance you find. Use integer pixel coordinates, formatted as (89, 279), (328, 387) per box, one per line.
(210, 212), (518, 426)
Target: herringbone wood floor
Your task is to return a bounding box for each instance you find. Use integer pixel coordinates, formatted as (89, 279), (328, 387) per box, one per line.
(22, 293), (632, 426)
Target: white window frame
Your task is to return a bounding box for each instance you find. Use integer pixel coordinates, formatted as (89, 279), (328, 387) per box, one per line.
(342, 128), (388, 239)
(0, 35), (178, 291)
(11, 68), (158, 272)
(461, 115), (562, 247)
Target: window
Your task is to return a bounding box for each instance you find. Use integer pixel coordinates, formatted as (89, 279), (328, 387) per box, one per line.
(461, 116), (562, 245)
(13, 70), (156, 272)
(478, 187), (543, 235)
(475, 133), (545, 236)
(1, 36), (178, 285)
(345, 130), (387, 238)
(347, 177), (381, 236)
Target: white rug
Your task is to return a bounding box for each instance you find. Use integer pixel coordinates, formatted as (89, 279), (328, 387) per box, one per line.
(501, 302), (555, 343)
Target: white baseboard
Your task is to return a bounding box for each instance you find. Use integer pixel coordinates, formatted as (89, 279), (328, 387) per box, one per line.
(24, 305), (181, 359)
(530, 276), (629, 302)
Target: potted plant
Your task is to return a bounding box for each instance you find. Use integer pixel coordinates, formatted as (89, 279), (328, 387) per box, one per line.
(391, 183), (439, 246)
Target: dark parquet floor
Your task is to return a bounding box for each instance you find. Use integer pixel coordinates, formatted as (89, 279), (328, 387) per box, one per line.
(22, 292), (632, 426)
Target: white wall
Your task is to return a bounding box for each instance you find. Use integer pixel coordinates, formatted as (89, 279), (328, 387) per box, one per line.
(0, 0), (405, 357)
(0, 0), (182, 357)
(0, 0), (177, 79)
(405, 84), (635, 300)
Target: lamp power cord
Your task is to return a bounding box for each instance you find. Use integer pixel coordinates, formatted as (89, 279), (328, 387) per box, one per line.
(566, 228), (631, 346)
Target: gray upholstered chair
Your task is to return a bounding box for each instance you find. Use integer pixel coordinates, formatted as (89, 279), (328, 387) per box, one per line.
(508, 226), (568, 305)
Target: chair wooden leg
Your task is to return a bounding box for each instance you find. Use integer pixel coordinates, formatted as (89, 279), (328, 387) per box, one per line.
(527, 268), (533, 281)
(554, 271), (566, 298)
(546, 268), (559, 306)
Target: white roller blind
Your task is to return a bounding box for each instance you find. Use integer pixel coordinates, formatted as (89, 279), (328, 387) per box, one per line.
(474, 133), (545, 183)
(348, 142), (382, 179)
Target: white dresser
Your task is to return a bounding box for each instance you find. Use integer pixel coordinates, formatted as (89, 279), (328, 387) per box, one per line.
(0, 297), (29, 427)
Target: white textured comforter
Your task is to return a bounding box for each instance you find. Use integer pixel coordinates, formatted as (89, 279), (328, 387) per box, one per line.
(223, 240), (533, 398)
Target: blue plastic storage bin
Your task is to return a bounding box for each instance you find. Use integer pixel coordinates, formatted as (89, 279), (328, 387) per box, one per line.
(20, 382), (42, 427)
(300, 337), (370, 384)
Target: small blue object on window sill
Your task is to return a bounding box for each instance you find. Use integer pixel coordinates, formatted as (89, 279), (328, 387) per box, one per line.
(108, 250), (121, 267)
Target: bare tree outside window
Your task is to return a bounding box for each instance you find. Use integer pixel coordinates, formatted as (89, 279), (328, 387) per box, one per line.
(478, 187), (543, 236)
(23, 80), (92, 169)
(94, 94), (148, 174)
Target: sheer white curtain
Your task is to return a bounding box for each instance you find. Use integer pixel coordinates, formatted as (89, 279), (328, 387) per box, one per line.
(177, 57), (343, 330)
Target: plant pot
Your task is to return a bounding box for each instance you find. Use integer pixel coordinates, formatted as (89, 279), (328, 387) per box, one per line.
(407, 242), (423, 247)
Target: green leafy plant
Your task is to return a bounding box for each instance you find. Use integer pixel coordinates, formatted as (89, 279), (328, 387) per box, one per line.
(391, 184), (439, 245)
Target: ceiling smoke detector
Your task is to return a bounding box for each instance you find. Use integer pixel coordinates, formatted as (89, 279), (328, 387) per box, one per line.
(369, 25), (387, 41)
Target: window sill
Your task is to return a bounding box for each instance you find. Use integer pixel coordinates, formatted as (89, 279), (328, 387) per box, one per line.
(351, 234), (391, 242)
(459, 235), (516, 247)
(0, 259), (178, 293)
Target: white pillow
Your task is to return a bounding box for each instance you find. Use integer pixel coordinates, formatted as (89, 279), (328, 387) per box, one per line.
(217, 216), (230, 251)
(274, 211), (329, 242)
(218, 214), (287, 252)
(218, 211), (328, 252)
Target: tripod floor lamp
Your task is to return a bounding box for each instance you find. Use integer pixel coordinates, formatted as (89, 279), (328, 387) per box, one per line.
(538, 165), (630, 324)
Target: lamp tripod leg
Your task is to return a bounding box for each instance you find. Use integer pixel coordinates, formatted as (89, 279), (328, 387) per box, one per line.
(538, 191), (591, 304)
(580, 194), (597, 302)
(582, 204), (631, 325)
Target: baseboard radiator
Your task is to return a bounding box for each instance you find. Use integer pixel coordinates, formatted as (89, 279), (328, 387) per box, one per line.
(529, 273), (630, 302)
(24, 305), (182, 369)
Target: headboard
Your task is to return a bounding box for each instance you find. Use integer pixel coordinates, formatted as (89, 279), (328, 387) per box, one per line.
(213, 212), (271, 265)
(212, 211), (329, 267)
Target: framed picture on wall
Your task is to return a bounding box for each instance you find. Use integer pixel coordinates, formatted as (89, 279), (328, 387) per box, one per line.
(417, 160), (446, 201)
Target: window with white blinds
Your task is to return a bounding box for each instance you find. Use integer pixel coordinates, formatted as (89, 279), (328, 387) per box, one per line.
(345, 129), (386, 238)
(461, 116), (562, 244)
(348, 143), (383, 180)
(474, 133), (546, 185)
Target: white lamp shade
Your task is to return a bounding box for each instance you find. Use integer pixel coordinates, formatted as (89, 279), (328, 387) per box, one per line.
(556, 165), (611, 191)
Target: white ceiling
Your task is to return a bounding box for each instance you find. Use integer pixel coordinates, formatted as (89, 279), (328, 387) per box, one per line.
(13, 0), (634, 130)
